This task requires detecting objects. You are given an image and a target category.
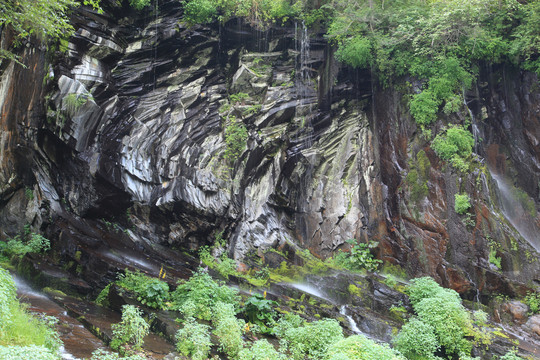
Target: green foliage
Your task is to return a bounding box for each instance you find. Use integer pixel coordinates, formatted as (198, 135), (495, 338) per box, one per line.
(116, 270), (169, 309)
(432, 125), (474, 172)
(0, 345), (58, 360)
(329, 240), (382, 272)
(215, 254), (239, 279)
(224, 118), (248, 164)
(402, 276), (481, 358)
(62, 93), (89, 117)
(181, 0), (301, 27)
(212, 302), (245, 358)
(272, 313), (304, 339)
(325, 0), (539, 127)
(0, 227), (51, 258)
(0, 0), (78, 63)
(281, 319), (343, 360)
(327, 334), (405, 360)
(242, 293), (278, 333)
(239, 339), (284, 360)
(95, 284), (112, 307)
(129, 0), (151, 10)
(335, 36), (372, 69)
(524, 292), (540, 314)
(229, 92), (250, 104)
(89, 349), (146, 360)
(175, 316), (212, 360)
(0, 267), (61, 353)
(500, 349), (525, 360)
(170, 268), (240, 320)
(393, 318), (439, 360)
(110, 305), (149, 353)
(454, 193), (471, 215)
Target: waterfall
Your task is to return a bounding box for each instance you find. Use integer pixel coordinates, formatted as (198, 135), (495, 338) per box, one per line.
(463, 89), (480, 154)
(339, 305), (367, 337)
(295, 20), (314, 149)
(490, 170), (540, 252)
(153, 0), (158, 90)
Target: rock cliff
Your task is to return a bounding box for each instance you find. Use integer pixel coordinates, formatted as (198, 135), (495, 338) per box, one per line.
(1, 0), (539, 302)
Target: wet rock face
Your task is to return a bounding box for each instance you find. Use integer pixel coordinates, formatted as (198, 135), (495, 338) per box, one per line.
(0, 0), (539, 297)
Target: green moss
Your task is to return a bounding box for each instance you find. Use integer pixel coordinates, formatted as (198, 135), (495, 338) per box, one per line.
(348, 284), (361, 297)
(42, 287), (67, 297)
(406, 150), (430, 203)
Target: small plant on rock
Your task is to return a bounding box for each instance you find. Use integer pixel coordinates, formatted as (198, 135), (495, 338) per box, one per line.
(455, 193), (471, 215)
(242, 293), (278, 333)
(176, 316), (212, 360)
(110, 305), (149, 355)
(524, 291), (540, 314)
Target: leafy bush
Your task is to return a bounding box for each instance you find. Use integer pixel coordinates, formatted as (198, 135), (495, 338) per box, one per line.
(129, 0), (151, 10)
(524, 292), (540, 314)
(454, 193), (471, 215)
(335, 36), (372, 69)
(272, 313), (304, 339)
(500, 349), (525, 360)
(0, 228), (50, 258)
(89, 349), (146, 360)
(242, 293), (278, 333)
(0, 266), (17, 329)
(327, 334), (405, 360)
(238, 339), (284, 360)
(431, 125), (474, 172)
(224, 118), (248, 165)
(0, 267), (61, 353)
(281, 319), (343, 360)
(403, 277), (477, 358)
(212, 302), (245, 358)
(329, 240), (382, 272)
(110, 305), (149, 354)
(171, 268), (240, 320)
(176, 316), (212, 360)
(116, 270), (169, 309)
(0, 345), (58, 360)
(393, 318), (439, 360)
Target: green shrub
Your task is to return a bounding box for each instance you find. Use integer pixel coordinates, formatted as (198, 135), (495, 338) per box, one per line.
(500, 349), (524, 360)
(242, 293), (278, 333)
(175, 316), (212, 360)
(335, 36), (372, 69)
(0, 228), (50, 258)
(393, 318), (439, 360)
(0, 345), (58, 360)
(409, 89), (439, 127)
(170, 268), (240, 320)
(282, 319), (343, 360)
(95, 283), (112, 307)
(524, 292), (540, 314)
(129, 0), (151, 10)
(215, 254), (239, 279)
(327, 334), (405, 360)
(224, 118), (248, 164)
(110, 305), (149, 354)
(0, 266), (17, 329)
(329, 240), (382, 272)
(116, 270), (169, 309)
(431, 125), (474, 172)
(272, 313), (304, 339)
(89, 349), (146, 360)
(405, 277), (475, 357)
(238, 339), (284, 360)
(455, 193), (471, 215)
(212, 302), (245, 358)
(432, 126), (474, 160)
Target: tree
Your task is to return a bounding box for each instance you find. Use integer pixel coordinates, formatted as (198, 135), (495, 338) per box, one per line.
(0, 0), (100, 64)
